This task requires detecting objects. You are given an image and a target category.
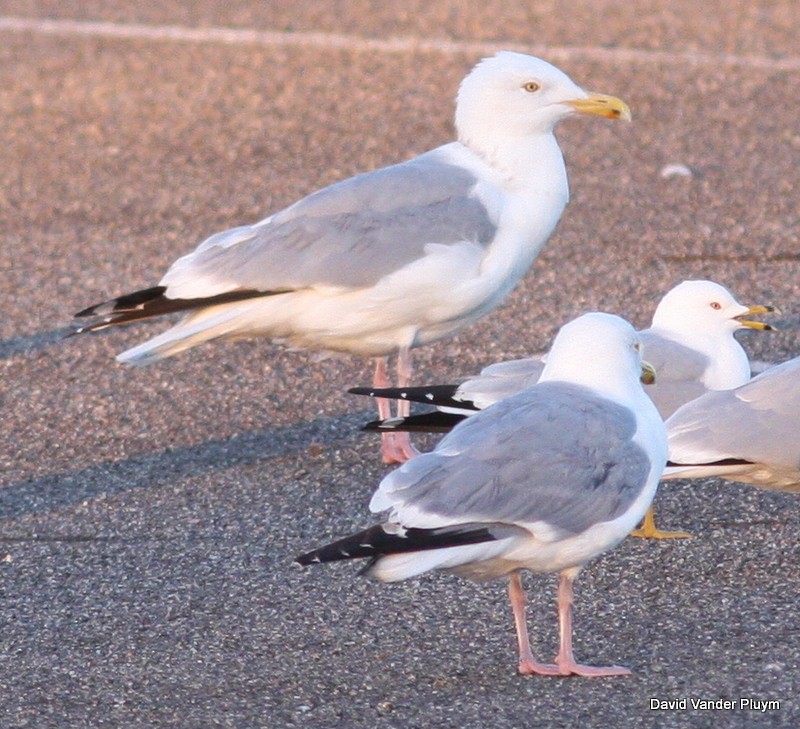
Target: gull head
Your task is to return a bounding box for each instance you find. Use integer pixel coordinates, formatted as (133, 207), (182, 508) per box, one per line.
(651, 280), (778, 339)
(455, 52), (630, 145)
(540, 312), (649, 402)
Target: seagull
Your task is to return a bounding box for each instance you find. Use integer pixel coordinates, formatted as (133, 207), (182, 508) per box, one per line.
(664, 356), (800, 491)
(70, 51), (630, 464)
(297, 313), (668, 677)
(350, 280), (777, 534)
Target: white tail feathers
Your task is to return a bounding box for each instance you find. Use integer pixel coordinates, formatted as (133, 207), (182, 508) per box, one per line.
(366, 540), (513, 582)
(116, 306), (247, 366)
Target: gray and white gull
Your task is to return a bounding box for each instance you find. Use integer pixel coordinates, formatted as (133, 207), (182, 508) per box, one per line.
(297, 313), (667, 677)
(664, 356), (800, 492)
(72, 51), (630, 464)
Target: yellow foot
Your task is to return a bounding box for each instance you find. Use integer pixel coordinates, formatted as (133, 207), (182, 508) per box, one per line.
(630, 525), (692, 539)
(629, 507), (691, 539)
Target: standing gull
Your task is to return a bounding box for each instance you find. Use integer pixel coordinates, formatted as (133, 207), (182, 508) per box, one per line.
(297, 313), (668, 677)
(71, 52), (630, 464)
(351, 280), (776, 535)
(664, 356), (800, 491)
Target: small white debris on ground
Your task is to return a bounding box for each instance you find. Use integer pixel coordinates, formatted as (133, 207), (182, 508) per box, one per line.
(660, 163), (694, 178)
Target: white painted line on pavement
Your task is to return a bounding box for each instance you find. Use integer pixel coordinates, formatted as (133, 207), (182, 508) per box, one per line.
(1, 16), (799, 71)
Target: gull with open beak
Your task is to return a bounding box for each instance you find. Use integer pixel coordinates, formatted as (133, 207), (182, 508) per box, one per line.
(351, 280), (778, 535)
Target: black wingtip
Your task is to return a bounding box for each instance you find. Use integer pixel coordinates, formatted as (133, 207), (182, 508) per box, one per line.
(667, 457), (754, 468)
(71, 286), (169, 334)
(348, 386), (380, 397)
(295, 525), (386, 566)
(348, 384), (468, 409)
(71, 286), (282, 335)
(361, 411), (467, 433)
(74, 286), (168, 319)
(296, 523), (499, 569)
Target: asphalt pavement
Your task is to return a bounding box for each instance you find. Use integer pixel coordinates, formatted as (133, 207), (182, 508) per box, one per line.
(1, 3), (799, 727)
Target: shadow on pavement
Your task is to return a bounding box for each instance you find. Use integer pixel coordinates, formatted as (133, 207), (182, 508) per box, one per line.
(0, 412), (370, 521)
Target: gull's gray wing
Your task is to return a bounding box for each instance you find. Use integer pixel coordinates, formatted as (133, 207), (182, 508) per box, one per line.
(374, 381), (652, 536)
(667, 357), (800, 469)
(160, 147), (498, 296)
(456, 357), (545, 409)
(640, 329), (711, 418)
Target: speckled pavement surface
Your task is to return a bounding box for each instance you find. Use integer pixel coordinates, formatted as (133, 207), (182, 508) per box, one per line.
(1, 3), (799, 727)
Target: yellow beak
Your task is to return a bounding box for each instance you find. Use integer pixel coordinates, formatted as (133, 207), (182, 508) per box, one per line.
(565, 93), (632, 121)
(736, 304), (780, 331)
(640, 361), (656, 385)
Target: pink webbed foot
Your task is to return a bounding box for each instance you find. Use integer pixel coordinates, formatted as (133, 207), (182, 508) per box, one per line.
(551, 660), (631, 678)
(517, 658), (562, 676)
(380, 432), (421, 464)
(510, 570), (632, 679)
(518, 657), (630, 678)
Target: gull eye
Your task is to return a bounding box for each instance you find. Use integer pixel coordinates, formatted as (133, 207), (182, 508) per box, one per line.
(523, 81), (541, 93)
(710, 301), (722, 310)
(633, 342), (641, 352)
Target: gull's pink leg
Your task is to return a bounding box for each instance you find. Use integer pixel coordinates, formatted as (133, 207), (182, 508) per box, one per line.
(508, 573), (560, 676)
(373, 356), (418, 464)
(389, 346), (420, 462)
(552, 571), (631, 677)
(373, 357), (393, 421)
